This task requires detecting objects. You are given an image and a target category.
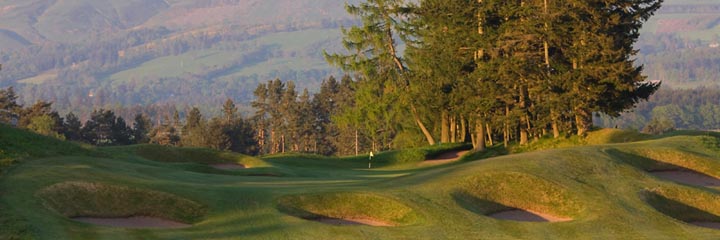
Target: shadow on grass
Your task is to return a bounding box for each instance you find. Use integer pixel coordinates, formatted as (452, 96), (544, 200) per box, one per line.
(644, 191), (720, 225)
(606, 149), (720, 188)
(451, 191), (512, 216)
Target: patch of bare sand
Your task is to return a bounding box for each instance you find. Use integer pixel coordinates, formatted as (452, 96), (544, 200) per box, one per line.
(72, 216), (190, 229)
(210, 163), (246, 170)
(311, 217), (394, 227)
(690, 221), (720, 230)
(488, 209), (572, 222)
(422, 150), (470, 165)
(649, 170), (720, 187)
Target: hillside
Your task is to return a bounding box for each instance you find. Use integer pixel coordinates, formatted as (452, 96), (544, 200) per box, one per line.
(0, 0), (718, 117)
(638, 0), (720, 88)
(2, 125), (720, 239)
(0, 0), (356, 116)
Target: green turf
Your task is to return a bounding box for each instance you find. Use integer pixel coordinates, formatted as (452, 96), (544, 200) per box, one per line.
(2, 125), (720, 239)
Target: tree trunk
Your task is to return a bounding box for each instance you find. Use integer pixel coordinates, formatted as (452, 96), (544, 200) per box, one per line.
(551, 109), (561, 138)
(486, 123), (494, 146)
(519, 86), (529, 146)
(475, 118), (486, 151)
(441, 111), (449, 143)
(519, 118), (529, 145)
(384, 17), (436, 146)
(281, 135), (286, 153)
(504, 105), (510, 147)
(450, 115), (457, 143)
(575, 107), (592, 136)
(355, 129), (359, 156)
(411, 104), (436, 145)
(271, 130), (277, 154)
(471, 130), (477, 148)
(460, 117), (467, 143)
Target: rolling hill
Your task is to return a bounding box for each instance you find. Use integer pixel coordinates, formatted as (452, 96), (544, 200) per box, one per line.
(3, 125), (720, 239)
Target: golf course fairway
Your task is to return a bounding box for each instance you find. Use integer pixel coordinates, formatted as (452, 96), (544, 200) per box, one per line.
(2, 125), (720, 239)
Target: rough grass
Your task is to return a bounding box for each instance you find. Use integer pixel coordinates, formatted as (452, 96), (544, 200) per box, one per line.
(36, 181), (207, 224)
(0, 124), (95, 162)
(277, 192), (419, 226)
(455, 172), (583, 218)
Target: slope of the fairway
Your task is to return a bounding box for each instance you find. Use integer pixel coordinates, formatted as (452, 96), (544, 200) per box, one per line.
(2, 128), (720, 239)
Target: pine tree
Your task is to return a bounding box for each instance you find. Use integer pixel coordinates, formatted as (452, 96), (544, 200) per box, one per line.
(405, 0), (480, 145)
(562, 0), (662, 135)
(181, 107), (205, 147)
(132, 113), (152, 144)
(0, 87), (20, 125)
(63, 112), (83, 141)
(326, 0), (436, 145)
(222, 99), (237, 123)
(252, 83), (269, 154)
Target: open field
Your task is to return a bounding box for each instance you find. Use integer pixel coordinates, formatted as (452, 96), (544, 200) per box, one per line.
(2, 126), (720, 239)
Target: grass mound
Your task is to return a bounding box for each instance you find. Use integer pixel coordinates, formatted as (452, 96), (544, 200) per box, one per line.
(585, 128), (652, 145)
(643, 186), (720, 228)
(614, 147), (720, 179)
(277, 192), (419, 226)
(0, 125), (95, 170)
(37, 181), (207, 224)
(132, 144), (267, 167)
(454, 172), (582, 221)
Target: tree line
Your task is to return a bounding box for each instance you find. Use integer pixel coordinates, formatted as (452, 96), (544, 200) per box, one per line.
(324, 0), (663, 151)
(0, 0), (675, 156)
(596, 87), (720, 133)
(0, 77), (368, 156)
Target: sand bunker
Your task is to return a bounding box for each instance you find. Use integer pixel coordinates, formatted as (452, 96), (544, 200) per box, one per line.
(690, 221), (720, 230)
(649, 170), (720, 187)
(210, 163), (246, 170)
(73, 216), (190, 229)
(488, 209), (572, 222)
(277, 192), (418, 227)
(311, 217), (394, 227)
(423, 150), (470, 165)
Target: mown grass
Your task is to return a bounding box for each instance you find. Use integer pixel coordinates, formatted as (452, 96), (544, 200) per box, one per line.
(3, 126), (720, 239)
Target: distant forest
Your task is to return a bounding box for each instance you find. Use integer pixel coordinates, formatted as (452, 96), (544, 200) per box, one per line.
(0, 20), (351, 117)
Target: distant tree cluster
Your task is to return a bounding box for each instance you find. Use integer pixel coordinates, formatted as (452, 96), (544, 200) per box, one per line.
(0, 86), (259, 154)
(596, 87), (720, 132)
(0, 86), (145, 145)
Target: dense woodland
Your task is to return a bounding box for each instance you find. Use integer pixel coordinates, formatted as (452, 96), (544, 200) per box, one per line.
(4, 0), (720, 156)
